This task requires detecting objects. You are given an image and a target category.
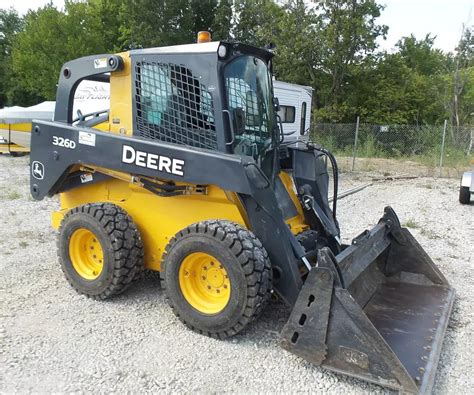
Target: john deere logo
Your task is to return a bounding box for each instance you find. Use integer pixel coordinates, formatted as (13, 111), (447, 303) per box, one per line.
(32, 161), (45, 180)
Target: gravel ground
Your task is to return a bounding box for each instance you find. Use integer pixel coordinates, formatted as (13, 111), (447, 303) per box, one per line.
(1, 154), (473, 393)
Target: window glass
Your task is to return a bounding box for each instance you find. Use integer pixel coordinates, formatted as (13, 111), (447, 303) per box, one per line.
(135, 62), (217, 150)
(278, 105), (296, 123)
(300, 102), (307, 135)
(224, 56), (275, 158)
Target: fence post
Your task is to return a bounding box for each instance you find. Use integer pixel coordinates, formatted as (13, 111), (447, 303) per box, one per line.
(438, 119), (447, 177)
(351, 116), (360, 172)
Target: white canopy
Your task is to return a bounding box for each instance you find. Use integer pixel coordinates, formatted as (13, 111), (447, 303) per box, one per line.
(0, 101), (55, 124)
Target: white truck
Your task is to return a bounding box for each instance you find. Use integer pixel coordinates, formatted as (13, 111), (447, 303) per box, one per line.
(273, 80), (313, 143)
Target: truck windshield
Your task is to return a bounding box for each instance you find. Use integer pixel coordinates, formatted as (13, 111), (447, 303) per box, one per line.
(224, 56), (275, 158)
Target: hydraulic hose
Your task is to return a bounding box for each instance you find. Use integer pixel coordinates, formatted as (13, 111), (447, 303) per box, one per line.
(318, 147), (338, 221)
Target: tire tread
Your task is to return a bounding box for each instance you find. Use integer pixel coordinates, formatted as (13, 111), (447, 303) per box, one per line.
(58, 203), (144, 300)
(161, 220), (272, 339)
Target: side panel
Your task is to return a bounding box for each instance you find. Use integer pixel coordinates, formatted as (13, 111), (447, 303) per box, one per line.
(54, 179), (246, 271)
(109, 52), (133, 136)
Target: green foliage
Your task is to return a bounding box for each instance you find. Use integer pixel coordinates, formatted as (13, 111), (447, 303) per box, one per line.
(119, 0), (219, 49)
(0, 0), (472, 129)
(0, 8), (31, 107)
(11, 2), (121, 100)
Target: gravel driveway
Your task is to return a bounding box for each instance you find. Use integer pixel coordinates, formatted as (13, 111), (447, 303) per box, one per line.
(1, 154), (473, 393)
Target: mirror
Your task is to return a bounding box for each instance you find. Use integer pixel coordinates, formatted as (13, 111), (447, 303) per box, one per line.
(245, 90), (261, 127)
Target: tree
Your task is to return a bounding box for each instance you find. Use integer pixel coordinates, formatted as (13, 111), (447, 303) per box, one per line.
(316, 0), (387, 109)
(212, 0), (232, 40)
(232, 0), (284, 46)
(272, 1), (322, 92)
(396, 34), (449, 76)
(0, 8), (24, 107)
(119, 0), (219, 49)
(11, 1), (121, 100)
(452, 25), (474, 126)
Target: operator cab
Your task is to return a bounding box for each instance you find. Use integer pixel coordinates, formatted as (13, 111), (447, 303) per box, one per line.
(131, 39), (278, 162)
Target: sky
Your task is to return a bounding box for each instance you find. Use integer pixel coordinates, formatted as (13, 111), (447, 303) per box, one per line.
(1, 0), (472, 53)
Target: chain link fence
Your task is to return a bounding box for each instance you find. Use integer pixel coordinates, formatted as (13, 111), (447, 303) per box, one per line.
(310, 119), (473, 178)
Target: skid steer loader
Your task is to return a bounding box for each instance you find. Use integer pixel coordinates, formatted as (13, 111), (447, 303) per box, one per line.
(29, 37), (454, 393)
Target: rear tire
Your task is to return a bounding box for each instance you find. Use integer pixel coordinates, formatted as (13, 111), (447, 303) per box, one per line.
(459, 185), (470, 204)
(161, 220), (272, 339)
(58, 203), (144, 299)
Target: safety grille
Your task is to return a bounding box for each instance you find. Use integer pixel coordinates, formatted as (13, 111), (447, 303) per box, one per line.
(134, 61), (217, 150)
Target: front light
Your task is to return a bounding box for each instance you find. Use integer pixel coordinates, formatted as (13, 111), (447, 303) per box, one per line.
(218, 44), (227, 59)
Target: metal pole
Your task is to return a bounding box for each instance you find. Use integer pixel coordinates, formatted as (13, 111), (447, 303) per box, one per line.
(351, 116), (360, 171)
(329, 182), (372, 203)
(438, 119), (447, 177)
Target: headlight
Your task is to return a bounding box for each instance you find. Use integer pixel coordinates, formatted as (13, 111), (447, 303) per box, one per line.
(218, 44), (227, 59)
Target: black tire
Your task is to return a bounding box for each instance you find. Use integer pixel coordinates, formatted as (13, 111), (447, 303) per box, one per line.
(459, 185), (470, 204)
(58, 203), (144, 299)
(161, 220), (272, 339)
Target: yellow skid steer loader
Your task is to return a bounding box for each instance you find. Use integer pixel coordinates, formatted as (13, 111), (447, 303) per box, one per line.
(29, 37), (454, 393)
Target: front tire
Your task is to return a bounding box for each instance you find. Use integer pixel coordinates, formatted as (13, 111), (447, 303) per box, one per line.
(58, 203), (144, 299)
(161, 220), (272, 339)
(459, 185), (470, 204)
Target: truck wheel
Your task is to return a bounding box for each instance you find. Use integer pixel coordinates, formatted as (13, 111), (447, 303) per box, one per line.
(58, 203), (144, 299)
(161, 220), (272, 339)
(459, 186), (470, 204)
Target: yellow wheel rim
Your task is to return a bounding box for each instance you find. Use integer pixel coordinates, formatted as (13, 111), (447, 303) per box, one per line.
(69, 228), (104, 280)
(179, 252), (231, 314)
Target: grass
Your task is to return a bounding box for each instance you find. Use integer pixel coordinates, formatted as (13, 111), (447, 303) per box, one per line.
(420, 228), (440, 240)
(5, 190), (21, 200)
(310, 130), (472, 176)
(19, 241), (28, 248)
(403, 219), (420, 229)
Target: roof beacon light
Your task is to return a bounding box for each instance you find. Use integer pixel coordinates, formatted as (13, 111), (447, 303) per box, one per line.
(197, 31), (211, 43)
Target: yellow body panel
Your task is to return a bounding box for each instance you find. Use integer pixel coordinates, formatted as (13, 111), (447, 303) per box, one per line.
(53, 178), (247, 271)
(279, 171), (309, 235)
(109, 52), (133, 136)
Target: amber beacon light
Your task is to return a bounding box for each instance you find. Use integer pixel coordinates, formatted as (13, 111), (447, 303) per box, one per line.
(197, 31), (212, 43)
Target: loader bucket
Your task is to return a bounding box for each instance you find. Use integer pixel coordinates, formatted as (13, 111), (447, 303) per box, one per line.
(280, 207), (454, 394)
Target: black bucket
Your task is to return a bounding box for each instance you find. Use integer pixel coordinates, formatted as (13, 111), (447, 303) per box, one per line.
(280, 207), (455, 394)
